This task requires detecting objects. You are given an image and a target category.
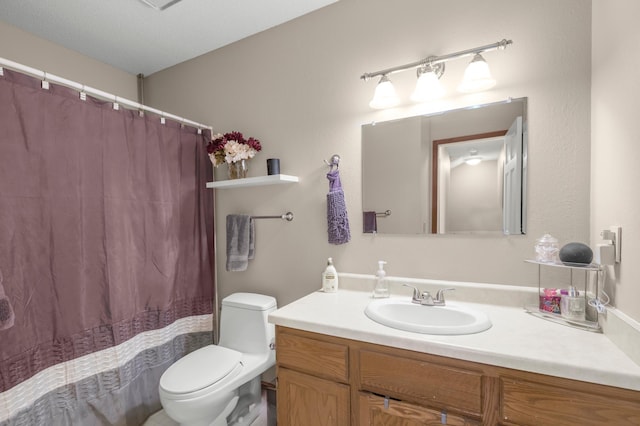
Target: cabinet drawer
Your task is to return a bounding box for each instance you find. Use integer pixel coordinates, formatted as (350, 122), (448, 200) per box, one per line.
(276, 329), (349, 382)
(358, 392), (479, 426)
(359, 350), (483, 417)
(500, 376), (640, 426)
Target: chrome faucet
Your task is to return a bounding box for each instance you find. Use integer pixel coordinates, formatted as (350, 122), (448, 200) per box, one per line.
(403, 284), (455, 306)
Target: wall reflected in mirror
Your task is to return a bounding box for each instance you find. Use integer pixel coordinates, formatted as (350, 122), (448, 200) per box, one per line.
(362, 97), (527, 235)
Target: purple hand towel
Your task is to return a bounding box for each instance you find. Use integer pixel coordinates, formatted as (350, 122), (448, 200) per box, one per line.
(326, 169), (351, 245)
(363, 211), (377, 233)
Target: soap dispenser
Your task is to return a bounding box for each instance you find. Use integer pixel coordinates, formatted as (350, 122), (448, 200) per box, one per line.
(322, 257), (339, 293)
(372, 261), (390, 298)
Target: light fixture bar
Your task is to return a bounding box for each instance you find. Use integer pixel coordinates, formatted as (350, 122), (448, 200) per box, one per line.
(360, 39), (512, 81)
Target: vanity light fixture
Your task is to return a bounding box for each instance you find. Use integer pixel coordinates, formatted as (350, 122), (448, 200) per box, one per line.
(369, 75), (400, 109)
(410, 62), (446, 102)
(361, 39), (512, 109)
(458, 53), (496, 93)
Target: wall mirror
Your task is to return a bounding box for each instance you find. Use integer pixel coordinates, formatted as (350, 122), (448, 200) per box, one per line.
(362, 97), (527, 235)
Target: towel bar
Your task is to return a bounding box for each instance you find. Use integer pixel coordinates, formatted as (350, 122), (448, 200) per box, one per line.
(252, 212), (294, 221)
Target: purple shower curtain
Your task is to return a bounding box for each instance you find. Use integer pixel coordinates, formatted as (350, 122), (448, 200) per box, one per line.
(0, 69), (215, 425)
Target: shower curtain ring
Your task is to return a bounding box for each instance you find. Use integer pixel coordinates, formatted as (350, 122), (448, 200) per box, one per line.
(41, 72), (50, 90)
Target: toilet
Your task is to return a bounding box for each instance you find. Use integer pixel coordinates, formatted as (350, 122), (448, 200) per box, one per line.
(159, 293), (277, 426)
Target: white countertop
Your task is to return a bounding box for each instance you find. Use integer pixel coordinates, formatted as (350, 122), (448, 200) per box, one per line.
(269, 283), (640, 391)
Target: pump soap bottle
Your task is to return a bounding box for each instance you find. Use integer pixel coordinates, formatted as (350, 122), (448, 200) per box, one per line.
(322, 257), (339, 293)
(372, 261), (390, 298)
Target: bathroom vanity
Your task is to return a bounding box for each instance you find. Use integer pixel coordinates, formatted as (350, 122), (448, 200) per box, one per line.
(269, 281), (640, 425)
(275, 326), (640, 425)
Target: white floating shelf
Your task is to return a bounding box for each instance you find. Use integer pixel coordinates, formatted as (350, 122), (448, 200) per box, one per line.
(206, 174), (299, 189)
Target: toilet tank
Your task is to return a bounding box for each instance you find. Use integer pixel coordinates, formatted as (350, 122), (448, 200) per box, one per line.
(218, 293), (277, 354)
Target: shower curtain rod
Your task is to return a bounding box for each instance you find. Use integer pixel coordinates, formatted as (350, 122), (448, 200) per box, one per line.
(0, 57), (213, 132)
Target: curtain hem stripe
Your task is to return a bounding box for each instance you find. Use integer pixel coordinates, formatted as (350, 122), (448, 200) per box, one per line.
(0, 314), (212, 422)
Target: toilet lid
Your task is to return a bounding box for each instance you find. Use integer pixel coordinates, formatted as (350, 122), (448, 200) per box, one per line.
(160, 345), (242, 394)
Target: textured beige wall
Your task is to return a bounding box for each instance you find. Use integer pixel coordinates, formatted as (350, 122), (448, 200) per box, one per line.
(0, 21), (137, 99)
(144, 0), (592, 308)
(592, 0), (640, 322)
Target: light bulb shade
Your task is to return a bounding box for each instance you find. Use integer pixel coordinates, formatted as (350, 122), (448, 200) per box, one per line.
(464, 148), (482, 165)
(410, 69), (445, 102)
(464, 157), (482, 166)
(369, 75), (400, 109)
(458, 53), (496, 93)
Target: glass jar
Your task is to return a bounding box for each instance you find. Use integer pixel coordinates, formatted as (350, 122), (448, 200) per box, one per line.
(535, 233), (559, 263)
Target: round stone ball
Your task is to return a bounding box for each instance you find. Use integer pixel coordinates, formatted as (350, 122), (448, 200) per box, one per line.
(559, 242), (593, 265)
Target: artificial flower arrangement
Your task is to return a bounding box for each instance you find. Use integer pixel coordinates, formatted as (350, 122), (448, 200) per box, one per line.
(206, 131), (262, 166)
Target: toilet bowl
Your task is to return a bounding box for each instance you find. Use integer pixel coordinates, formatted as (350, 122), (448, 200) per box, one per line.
(159, 293), (277, 426)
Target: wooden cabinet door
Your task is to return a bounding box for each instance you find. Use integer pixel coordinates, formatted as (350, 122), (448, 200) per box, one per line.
(277, 367), (351, 426)
(358, 392), (479, 426)
(500, 376), (640, 426)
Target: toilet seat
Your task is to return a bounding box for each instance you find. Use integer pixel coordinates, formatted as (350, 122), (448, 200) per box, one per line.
(160, 345), (242, 396)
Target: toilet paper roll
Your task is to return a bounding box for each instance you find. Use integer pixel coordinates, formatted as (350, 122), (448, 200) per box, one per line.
(595, 243), (615, 265)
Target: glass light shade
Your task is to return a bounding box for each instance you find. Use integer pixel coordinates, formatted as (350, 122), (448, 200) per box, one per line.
(369, 75), (400, 109)
(410, 69), (445, 102)
(465, 149), (482, 165)
(458, 53), (496, 93)
(464, 157), (482, 166)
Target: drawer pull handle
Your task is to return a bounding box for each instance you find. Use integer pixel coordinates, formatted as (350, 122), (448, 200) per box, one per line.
(384, 396), (390, 409)
(441, 409), (447, 424)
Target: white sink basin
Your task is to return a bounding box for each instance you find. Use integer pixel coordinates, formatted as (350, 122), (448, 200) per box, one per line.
(365, 298), (492, 335)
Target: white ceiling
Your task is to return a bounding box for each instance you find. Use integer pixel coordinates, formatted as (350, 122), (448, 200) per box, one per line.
(0, 0), (338, 76)
(444, 136), (505, 169)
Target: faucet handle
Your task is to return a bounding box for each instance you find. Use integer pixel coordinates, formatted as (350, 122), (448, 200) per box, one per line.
(435, 288), (455, 303)
(402, 284), (422, 303)
(403, 284), (433, 304)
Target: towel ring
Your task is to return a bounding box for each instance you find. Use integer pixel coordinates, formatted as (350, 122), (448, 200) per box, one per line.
(324, 154), (340, 170)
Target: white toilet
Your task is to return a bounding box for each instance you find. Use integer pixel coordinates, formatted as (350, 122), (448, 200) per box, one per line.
(159, 293), (277, 426)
